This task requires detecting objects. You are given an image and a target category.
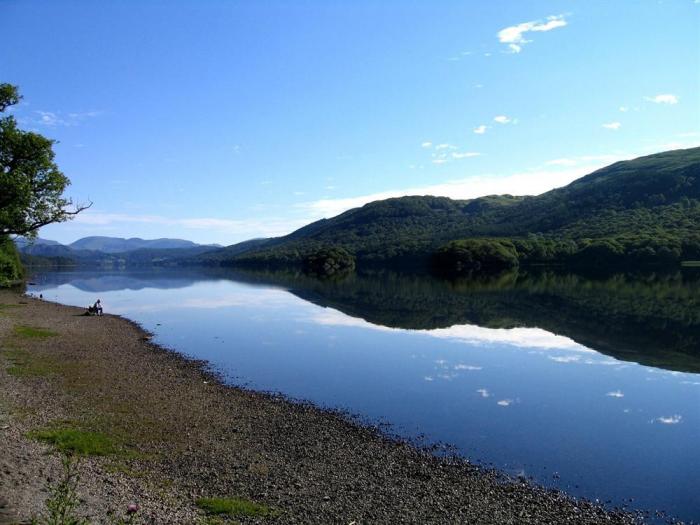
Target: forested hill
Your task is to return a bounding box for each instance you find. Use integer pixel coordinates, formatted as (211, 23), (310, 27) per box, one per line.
(200, 147), (700, 270)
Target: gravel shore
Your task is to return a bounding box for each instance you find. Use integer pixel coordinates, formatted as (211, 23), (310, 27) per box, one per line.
(0, 289), (646, 524)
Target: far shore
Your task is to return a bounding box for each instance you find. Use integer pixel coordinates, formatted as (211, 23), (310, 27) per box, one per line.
(0, 287), (645, 524)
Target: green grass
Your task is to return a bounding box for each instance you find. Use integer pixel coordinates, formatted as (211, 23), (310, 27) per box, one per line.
(196, 497), (273, 518)
(30, 427), (117, 456)
(4, 347), (55, 377)
(14, 325), (58, 338)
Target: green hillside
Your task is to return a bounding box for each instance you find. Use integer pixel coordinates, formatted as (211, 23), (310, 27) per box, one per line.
(204, 147), (700, 271)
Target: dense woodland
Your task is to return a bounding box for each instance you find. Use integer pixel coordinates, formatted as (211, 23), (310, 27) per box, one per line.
(197, 147), (700, 274)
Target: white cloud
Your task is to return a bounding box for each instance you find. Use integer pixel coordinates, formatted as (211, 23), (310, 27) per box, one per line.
(497, 15), (568, 53)
(494, 115), (512, 124)
(497, 399), (514, 407)
(645, 94), (679, 105)
(606, 390), (624, 398)
(421, 141), (433, 148)
(602, 122), (621, 130)
(476, 389), (490, 398)
(655, 415), (682, 425)
(432, 159), (449, 165)
(452, 152), (481, 159)
(435, 143), (457, 150)
(619, 106), (629, 112)
(474, 125), (487, 134)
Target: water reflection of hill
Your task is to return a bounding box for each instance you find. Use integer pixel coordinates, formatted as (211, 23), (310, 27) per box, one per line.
(228, 268), (700, 374)
(28, 270), (210, 293)
(31, 267), (700, 373)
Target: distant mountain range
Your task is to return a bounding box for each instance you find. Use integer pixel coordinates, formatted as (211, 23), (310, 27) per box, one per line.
(15, 236), (221, 268)
(16, 236), (217, 253)
(195, 147), (700, 272)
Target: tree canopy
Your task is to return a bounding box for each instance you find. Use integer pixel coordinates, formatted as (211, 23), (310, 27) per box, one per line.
(0, 83), (89, 238)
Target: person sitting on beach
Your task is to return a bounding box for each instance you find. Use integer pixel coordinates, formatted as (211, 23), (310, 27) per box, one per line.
(88, 299), (103, 316)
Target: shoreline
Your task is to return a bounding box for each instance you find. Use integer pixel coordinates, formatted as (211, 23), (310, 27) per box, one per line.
(0, 288), (646, 524)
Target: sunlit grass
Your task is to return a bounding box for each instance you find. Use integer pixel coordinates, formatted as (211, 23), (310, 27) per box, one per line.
(196, 497), (274, 518)
(30, 427), (117, 456)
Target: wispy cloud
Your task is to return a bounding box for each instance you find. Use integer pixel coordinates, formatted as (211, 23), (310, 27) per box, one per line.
(298, 164), (601, 219)
(549, 355), (581, 363)
(473, 125), (487, 134)
(494, 115), (512, 124)
(421, 141), (433, 148)
(454, 364), (482, 371)
(606, 390), (624, 398)
(497, 15), (568, 53)
(34, 110), (102, 127)
(655, 415), (682, 425)
(645, 94), (679, 105)
(497, 399), (514, 407)
(602, 122), (621, 130)
(451, 152), (481, 159)
(476, 389), (490, 398)
(545, 154), (618, 167)
(435, 143), (457, 150)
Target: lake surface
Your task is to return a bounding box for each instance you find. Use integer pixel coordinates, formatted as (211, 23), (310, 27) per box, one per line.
(27, 268), (700, 522)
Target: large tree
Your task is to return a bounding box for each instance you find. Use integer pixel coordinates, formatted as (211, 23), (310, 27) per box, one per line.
(0, 83), (89, 238)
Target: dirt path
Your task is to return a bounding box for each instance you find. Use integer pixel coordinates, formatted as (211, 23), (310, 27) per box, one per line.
(0, 289), (644, 524)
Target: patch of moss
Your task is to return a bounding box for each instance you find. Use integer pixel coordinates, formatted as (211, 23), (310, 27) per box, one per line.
(14, 325), (58, 338)
(196, 497), (273, 518)
(29, 427), (117, 456)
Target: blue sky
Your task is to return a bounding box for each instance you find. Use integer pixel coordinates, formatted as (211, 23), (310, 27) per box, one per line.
(3, 0), (699, 244)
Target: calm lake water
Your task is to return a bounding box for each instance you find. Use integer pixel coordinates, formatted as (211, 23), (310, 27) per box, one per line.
(27, 268), (700, 522)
